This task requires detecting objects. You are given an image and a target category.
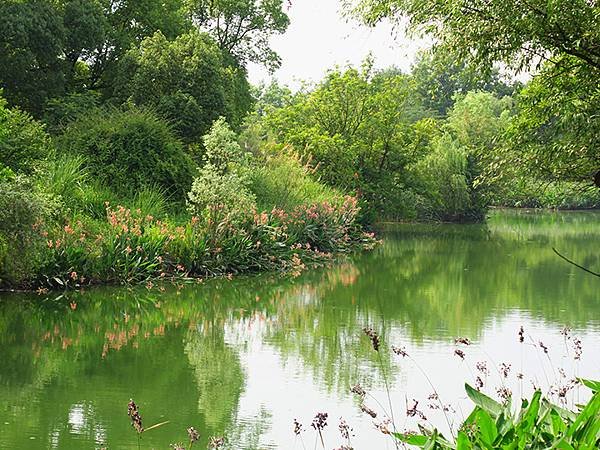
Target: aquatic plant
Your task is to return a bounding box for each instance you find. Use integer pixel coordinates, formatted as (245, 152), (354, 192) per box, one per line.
(30, 195), (376, 290)
(348, 325), (600, 449)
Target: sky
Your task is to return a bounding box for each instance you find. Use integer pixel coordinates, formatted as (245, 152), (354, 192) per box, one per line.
(247, 0), (431, 89)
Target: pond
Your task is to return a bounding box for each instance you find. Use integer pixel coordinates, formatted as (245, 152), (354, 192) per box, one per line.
(1, 209), (599, 449)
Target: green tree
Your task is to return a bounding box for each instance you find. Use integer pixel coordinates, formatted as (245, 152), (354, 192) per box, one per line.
(188, 118), (256, 219)
(508, 58), (600, 185)
(350, 0), (600, 186)
(186, 0), (290, 69)
(113, 30), (250, 143)
(0, 0), (190, 114)
(412, 49), (516, 116)
(0, 95), (50, 175)
(0, 0), (66, 114)
(264, 63), (426, 220)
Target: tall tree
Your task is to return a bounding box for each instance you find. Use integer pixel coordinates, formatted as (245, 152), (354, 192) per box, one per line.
(411, 49), (516, 116)
(186, 0), (290, 69)
(113, 30), (252, 143)
(350, 0), (600, 185)
(0, 0), (190, 114)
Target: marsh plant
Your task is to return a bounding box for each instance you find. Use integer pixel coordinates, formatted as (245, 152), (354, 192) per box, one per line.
(295, 326), (599, 449)
(361, 326), (599, 449)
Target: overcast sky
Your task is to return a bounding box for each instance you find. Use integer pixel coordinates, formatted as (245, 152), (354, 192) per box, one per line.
(247, 0), (431, 89)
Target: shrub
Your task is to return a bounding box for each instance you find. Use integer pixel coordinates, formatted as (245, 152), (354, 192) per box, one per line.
(188, 168), (257, 221)
(43, 91), (101, 133)
(0, 94), (50, 174)
(188, 118), (256, 220)
(249, 152), (343, 211)
(58, 107), (195, 200)
(0, 176), (55, 285)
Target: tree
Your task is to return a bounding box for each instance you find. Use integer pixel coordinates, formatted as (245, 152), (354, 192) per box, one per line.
(0, 0), (66, 114)
(411, 49), (516, 116)
(263, 62), (427, 220)
(113, 30), (251, 143)
(186, 0), (290, 69)
(508, 58), (600, 184)
(350, 0), (600, 185)
(0, 0), (190, 114)
(188, 118), (256, 219)
(351, 0), (600, 73)
(0, 94), (50, 175)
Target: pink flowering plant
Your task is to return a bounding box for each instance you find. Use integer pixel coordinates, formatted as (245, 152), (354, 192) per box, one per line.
(33, 196), (377, 289)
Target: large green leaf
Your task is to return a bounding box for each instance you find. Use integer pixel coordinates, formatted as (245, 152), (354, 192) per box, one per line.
(465, 383), (503, 417)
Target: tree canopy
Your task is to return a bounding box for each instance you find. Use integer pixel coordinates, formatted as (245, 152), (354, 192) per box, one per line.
(186, 0), (290, 69)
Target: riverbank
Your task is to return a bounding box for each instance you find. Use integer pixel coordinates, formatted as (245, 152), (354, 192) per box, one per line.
(1, 196), (377, 292)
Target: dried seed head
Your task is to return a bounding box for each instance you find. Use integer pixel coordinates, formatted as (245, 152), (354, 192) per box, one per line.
(360, 403), (377, 418)
(311, 412), (328, 432)
(496, 386), (512, 403)
(208, 436), (225, 449)
(391, 346), (408, 357)
(500, 362), (511, 378)
(539, 341), (549, 354)
(338, 418), (352, 440)
(127, 399), (143, 434)
(406, 400), (427, 421)
(475, 376), (484, 390)
(518, 326), (525, 343)
(362, 327), (380, 352)
(454, 349), (466, 360)
(476, 361), (489, 375)
(454, 337), (471, 345)
(350, 384), (366, 397)
(293, 419), (303, 436)
(187, 426), (199, 442)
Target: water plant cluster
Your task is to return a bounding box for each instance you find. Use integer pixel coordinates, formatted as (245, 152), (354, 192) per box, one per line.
(37, 196), (375, 289)
(287, 325), (600, 449)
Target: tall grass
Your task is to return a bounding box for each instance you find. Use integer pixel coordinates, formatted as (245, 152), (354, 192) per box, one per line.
(250, 152), (343, 212)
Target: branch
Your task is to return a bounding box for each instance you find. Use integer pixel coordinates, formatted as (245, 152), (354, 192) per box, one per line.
(553, 247), (600, 278)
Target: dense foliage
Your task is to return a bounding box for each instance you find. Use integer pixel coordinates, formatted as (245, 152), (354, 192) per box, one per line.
(58, 107), (194, 200)
(349, 0), (600, 187)
(0, 0), (598, 288)
(396, 381), (600, 449)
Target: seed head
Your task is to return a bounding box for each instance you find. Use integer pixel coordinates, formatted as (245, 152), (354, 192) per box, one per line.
(187, 426), (199, 442)
(362, 327), (380, 352)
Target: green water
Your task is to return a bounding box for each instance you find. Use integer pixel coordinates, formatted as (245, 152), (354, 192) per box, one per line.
(1, 210), (599, 449)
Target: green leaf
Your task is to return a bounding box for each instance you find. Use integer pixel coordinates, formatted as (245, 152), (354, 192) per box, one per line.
(457, 430), (472, 450)
(465, 383), (503, 417)
(578, 379), (600, 393)
(393, 432), (428, 445)
(475, 409), (498, 447)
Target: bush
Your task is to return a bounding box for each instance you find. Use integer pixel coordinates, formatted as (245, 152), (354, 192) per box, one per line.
(58, 107), (195, 200)
(0, 176), (55, 285)
(249, 152), (343, 211)
(43, 91), (101, 133)
(188, 168), (257, 221)
(0, 95), (50, 174)
(188, 118), (256, 220)
(414, 134), (486, 222)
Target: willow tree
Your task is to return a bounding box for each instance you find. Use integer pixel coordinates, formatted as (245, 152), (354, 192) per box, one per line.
(348, 0), (600, 185)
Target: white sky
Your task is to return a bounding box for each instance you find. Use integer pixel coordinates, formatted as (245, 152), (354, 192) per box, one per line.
(247, 0), (431, 89)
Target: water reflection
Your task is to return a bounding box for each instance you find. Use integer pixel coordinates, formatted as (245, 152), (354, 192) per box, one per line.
(0, 210), (599, 448)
